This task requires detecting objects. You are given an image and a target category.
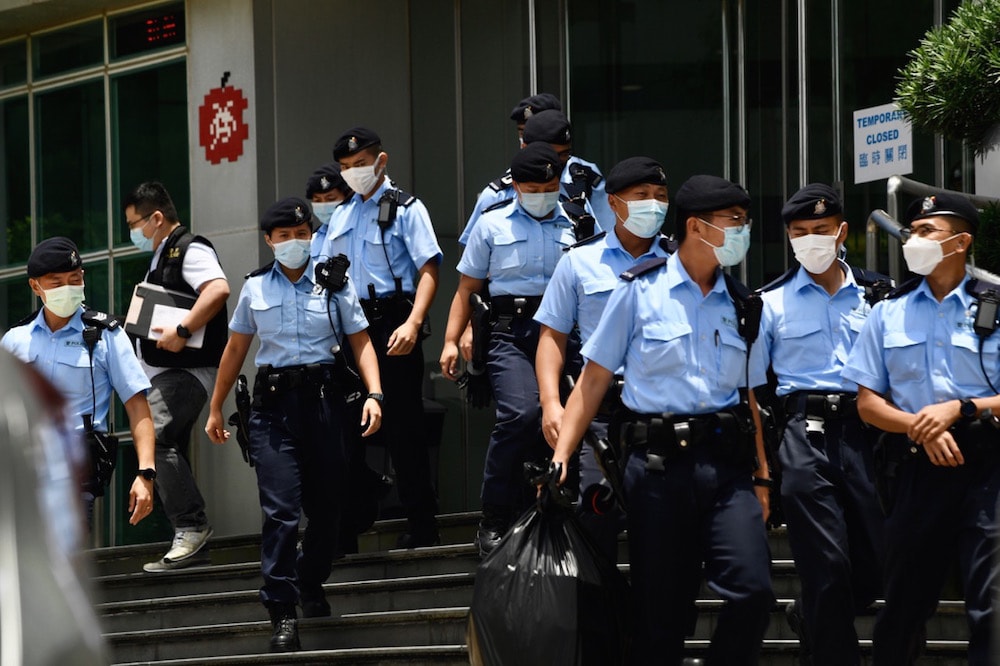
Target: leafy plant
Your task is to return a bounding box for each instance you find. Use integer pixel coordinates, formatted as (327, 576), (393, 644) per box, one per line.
(895, 0), (1000, 156)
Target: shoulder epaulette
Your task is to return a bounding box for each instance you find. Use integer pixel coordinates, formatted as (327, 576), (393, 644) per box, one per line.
(482, 197), (514, 214)
(620, 256), (667, 281)
(965, 275), (1000, 298)
(391, 188), (416, 207)
(488, 173), (514, 193)
(658, 236), (678, 254)
(82, 309), (122, 330)
(564, 231), (607, 252)
(12, 308), (41, 328)
(245, 261), (276, 279)
(885, 276), (922, 300)
(756, 265), (799, 294)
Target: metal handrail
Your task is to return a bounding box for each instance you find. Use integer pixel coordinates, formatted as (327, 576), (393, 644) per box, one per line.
(865, 174), (1000, 282)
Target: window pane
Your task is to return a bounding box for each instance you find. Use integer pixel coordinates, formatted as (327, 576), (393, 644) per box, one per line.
(0, 272), (35, 331)
(114, 254), (149, 315)
(110, 2), (185, 60)
(112, 61), (189, 245)
(1, 96), (31, 267)
(35, 81), (107, 253)
(0, 39), (28, 88)
(32, 20), (103, 80)
(83, 259), (109, 313)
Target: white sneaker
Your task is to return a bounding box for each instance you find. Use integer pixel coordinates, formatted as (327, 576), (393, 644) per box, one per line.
(142, 527), (213, 573)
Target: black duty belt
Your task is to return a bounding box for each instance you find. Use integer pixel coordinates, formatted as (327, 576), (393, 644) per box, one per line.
(616, 406), (756, 471)
(255, 363), (336, 394)
(490, 295), (542, 319)
(597, 376), (625, 418)
(359, 293), (415, 320)
(784, 391), (857, 420)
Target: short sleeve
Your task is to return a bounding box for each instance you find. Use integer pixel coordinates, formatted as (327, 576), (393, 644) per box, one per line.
(582, 280), (634, 372)
(534, 254), (579, 334)
(841, 301), (889, 394)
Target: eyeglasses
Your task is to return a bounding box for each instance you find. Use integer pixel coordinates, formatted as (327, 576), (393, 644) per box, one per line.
(699, 214), (752, 234)
(125, 211), (155, 230)
(901, 224), (956, 240)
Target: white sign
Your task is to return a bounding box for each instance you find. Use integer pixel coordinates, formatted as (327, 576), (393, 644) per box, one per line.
(853, 103), (913, 184)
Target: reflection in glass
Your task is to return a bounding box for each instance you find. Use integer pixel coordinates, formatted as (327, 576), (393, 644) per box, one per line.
(0, 272), (34, 330)
(1, 96), (31, 267)
(32, 20), (103, 80)
(0, 39), (28, 88)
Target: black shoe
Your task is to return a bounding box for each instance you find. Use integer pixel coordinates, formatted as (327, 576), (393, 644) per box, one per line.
(300, 592), (331, 618)
(475, 505), (511, 558)
(786, 599), (813, 665)
(268, 603), (301, 652)
(396, 524), (441, 549)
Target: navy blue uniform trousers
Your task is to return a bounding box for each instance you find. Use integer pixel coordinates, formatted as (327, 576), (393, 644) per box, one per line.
(624, 444), (773, 665)
(873, 450), (1000, 665)
(780, 410), (885, 665)
(482, 317), (550, 510)
(250, 377), (347, 607)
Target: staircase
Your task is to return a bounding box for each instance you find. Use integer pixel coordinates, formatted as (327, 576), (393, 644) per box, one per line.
(89, 513), (970, 665)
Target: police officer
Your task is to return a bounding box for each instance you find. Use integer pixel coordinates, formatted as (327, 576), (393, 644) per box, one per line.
(305, 162), (352, 261)
(510, 92), (562, 144)
(758, 184), (886, 665)
(534, 156), (671, 559)
(0, 237), (157, 527)
(320, 127), (443, 548)
(459, 110), (609, 246)
(204, 198), (383, 652)
(551, 175), (774, 664)
(843, 193), (999, 665)
(441, 143), (578, 556)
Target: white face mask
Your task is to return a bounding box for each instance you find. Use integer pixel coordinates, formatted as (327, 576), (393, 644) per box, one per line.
(519, 191), (561, 218)
(699, 218), (751, 267)
(272, 238), (311, 269)
(902, 234), (958, 276)
(340, 154), (384, 195)
(616, 197), (669, 239)
(789, 223), (844, 274)
(312, 200), (342, 225)
(42, 284), (86, 318)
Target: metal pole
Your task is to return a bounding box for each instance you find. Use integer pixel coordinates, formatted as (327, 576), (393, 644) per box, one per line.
(797, 0), (808, 186)
(528, 0), (537, 94)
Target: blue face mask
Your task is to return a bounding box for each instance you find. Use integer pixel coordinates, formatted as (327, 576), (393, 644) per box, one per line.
(519, 191), (561, 219)
(616, 197), (669, 239)
(311, 200), (342, 225)
(130, 226), (153, 253)
(699, 217), (751, 267)
(272, 238), (311, 269)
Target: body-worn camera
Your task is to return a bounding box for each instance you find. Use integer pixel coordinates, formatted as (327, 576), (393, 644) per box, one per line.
(316, 253), (350, 292)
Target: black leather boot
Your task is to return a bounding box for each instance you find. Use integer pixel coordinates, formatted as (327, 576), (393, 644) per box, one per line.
(268, 603), (301, 652)
(474, 504), (511, 558)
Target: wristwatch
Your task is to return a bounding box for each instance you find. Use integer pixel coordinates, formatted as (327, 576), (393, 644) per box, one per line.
(176, 324), (193, 339)
(367, 392), (385, 404)
(959, 397), (978, 421)
(752, 476), (774, 489)
(137, 468), (157, 481)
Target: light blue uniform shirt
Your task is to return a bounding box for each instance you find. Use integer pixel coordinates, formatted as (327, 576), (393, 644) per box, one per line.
(458, 156), (611, 246)
(759, 262), (871, 396)
(457, 199), (577, 296)
(0, 308), (151, 433)
(535, 229), (671, 342)
(318, 176), (442, 298)
(230, 260), (369, 368)
(843, 274), (1000, 414)
(583, 253), (767, 415)
(310, 223), (329, 262)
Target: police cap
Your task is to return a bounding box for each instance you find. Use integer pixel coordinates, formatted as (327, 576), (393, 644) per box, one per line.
(522, 110), (572, 145)
(305, 163), (349, 199)
(606, 157), (668, 194)
(510, 143), (561, 184)
(260, 197), (315, 233)
(673, 175), (751, 217)
(781, 183), (843, 225)
(509, 93), (562, 123)
(905, 192), (980, 232)
(27, 237), (82, 278)
(332, 127), (381, 161)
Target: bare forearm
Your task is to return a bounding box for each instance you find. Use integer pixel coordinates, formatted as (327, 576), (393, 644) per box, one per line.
(536, 327), (568, 410)
(124, 394), (155, 469)
(444, 277), (481, 344)
(407, 262), (439, 325)
(184, 279), (230, 332)
(209, 333), (252, 412)
(748, 388), (769, 479)
(553, 361), (613, 461)
(856, 385), (915, 433)
(349, 331), (383, 394)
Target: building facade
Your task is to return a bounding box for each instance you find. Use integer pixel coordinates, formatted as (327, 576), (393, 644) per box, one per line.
(0, 0), (980, 544)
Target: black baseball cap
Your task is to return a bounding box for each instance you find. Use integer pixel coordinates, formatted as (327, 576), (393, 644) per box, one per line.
(27, 237), (83, 278)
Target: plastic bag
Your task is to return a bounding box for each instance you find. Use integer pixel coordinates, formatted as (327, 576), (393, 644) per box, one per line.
(467, 473), (630, 665)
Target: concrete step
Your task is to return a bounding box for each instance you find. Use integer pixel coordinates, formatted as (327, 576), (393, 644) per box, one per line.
(99, 572), (475, 632)
(107, 607), (469, 663)
(113, 645), (469, 665)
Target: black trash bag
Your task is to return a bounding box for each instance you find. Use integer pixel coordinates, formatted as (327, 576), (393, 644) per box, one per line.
(467, 466), (630, 665)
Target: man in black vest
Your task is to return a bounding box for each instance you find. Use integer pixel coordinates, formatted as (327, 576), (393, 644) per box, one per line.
(123, 181), (231, 572)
